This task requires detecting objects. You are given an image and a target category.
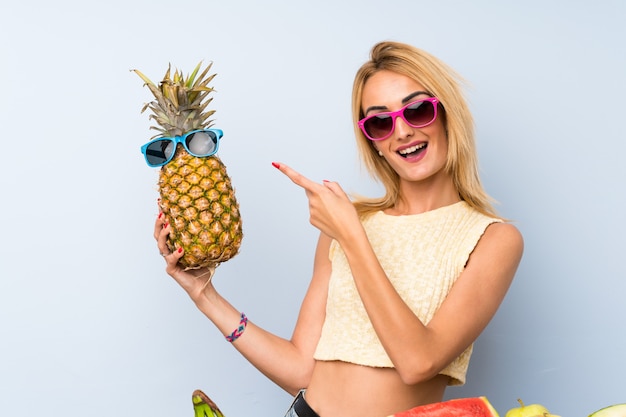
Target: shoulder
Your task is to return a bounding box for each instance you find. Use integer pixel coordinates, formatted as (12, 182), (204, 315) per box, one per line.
(476, 222), (524, 263)
(455, 221), (523, 297)
(459, 202), (523, 250)
(485, 221), (523, 245)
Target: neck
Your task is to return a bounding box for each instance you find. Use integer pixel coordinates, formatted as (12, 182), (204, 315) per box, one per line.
(389, 175), (460, 215)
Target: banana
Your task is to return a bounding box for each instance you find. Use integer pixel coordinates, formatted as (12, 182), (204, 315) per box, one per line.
(192, 390), (225, 417)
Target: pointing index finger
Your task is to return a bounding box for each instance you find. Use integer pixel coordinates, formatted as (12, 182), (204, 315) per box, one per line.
(272, 161), (319, 191)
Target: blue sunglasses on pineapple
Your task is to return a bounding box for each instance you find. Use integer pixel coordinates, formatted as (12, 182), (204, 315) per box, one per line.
(140, 128), (223, 167)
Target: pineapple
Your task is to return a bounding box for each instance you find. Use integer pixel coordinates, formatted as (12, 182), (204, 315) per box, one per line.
(134, 62), (242, 277)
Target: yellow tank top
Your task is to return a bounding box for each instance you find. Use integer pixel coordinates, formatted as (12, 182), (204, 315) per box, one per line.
(313, 201), (501, 385)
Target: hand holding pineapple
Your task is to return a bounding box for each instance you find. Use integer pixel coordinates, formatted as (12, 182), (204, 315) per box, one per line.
(155, 214), (216, 299)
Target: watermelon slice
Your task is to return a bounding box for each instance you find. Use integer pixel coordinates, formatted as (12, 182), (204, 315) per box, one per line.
(389, 397), (499, 417)
(589, 404), (626, 417)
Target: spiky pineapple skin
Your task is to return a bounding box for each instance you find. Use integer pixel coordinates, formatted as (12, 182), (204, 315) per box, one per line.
(159, 149), (242, 270)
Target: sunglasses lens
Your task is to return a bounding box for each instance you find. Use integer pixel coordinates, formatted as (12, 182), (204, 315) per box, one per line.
(186, 131), (218, 156)
(363, 115), (394, 140)
(145, 140), (175, 166)
(404, 100), (435, 127)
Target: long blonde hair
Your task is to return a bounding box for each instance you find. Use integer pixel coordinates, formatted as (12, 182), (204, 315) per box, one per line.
(352, 41), (498, 218)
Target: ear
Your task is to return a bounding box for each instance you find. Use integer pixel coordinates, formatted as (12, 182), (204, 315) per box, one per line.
(371, 143), (384, 157)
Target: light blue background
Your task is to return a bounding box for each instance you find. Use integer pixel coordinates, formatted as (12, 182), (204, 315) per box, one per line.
(1, 1), (624, 416)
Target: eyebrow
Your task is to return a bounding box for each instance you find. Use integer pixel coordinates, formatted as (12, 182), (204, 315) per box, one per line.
(363, 90), (431, 115)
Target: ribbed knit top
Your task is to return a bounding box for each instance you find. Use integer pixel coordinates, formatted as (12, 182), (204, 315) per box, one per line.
(313, 201), (501, 386)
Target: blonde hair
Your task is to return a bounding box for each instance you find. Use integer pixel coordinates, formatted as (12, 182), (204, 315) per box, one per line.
(352, 41), (498, 218)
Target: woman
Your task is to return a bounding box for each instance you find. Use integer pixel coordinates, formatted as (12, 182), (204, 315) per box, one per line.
(155, 41), (523, 417)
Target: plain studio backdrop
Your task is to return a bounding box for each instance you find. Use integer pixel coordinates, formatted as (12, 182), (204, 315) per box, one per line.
(1, 1), (624, 416)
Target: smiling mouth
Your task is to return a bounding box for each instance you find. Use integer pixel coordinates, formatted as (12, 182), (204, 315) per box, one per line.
(398, 143), (427, 158)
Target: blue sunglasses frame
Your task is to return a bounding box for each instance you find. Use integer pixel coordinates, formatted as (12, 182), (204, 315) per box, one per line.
(140, 128), (223, 167)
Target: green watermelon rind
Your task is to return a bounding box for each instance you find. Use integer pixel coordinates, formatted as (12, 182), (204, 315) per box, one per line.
(390, 396), (500, 417)
(589, 404), (626, 417)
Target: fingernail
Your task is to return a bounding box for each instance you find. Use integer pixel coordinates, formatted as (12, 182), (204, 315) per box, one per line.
(163, 222), (169, 228)
(272, 162), (280, 169)
(323, 180), (330, 183)
(177, 247), (183, 253)
(158, 212), (163, 219)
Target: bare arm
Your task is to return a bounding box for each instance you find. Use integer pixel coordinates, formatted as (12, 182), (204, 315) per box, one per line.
(155, 215), (332, 395)
(341, 220), (522, 384)
(274, 162), (523, 385)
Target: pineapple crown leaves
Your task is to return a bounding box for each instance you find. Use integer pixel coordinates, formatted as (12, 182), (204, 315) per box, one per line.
(132, 61), (217, 138)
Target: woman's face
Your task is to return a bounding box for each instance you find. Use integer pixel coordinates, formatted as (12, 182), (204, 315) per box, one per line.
(361, 70), (449, 186)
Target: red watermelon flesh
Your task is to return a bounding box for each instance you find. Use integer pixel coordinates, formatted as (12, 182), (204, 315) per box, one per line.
(389, 397), (500, 417)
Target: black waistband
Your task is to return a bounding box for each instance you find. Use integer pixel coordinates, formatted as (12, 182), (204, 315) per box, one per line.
(293, 391), (320, 417)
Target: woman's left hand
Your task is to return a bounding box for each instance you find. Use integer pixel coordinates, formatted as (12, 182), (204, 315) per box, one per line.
(273, 162), (360, 242)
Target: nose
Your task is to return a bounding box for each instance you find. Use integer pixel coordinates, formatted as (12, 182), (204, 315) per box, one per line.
(393, 114), (413, 139)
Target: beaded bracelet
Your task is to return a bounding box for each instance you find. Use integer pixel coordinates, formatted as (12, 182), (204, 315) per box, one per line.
(226, 312), (248, 342)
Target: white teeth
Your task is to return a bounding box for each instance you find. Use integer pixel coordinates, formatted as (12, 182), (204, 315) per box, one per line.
(398, 143), (426, 155)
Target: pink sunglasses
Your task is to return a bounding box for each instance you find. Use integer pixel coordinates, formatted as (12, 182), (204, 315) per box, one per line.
(358, 97), (440, 141)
